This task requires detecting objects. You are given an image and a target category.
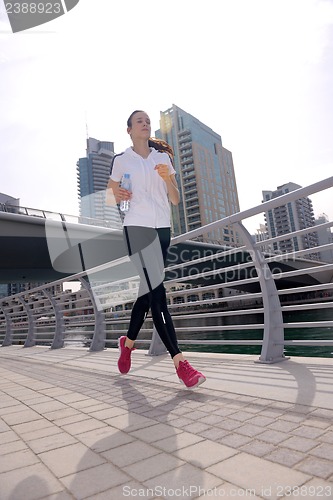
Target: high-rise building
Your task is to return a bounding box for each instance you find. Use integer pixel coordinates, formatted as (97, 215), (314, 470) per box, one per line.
(155, 104), (240, 245)
(314, 213), (333, 263)
(262, 182), (319, 258)
(77, 138), (120, 227)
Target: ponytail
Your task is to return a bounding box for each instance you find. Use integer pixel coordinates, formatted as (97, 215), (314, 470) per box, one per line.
(148, 137), (174, 162)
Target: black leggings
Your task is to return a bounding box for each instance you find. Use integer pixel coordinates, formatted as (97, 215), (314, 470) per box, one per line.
(123, 226), (181, 358)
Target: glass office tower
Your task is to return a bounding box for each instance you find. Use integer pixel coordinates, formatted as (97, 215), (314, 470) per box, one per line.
(155, 104), (240, 245)
(77, 138), (120, 227)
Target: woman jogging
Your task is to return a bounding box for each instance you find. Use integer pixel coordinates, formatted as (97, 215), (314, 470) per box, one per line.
(106, 110), (206, 389)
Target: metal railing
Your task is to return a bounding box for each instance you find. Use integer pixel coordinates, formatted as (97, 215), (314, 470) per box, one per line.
(1, 176), (333, 363)
(0, 202), (119, 228)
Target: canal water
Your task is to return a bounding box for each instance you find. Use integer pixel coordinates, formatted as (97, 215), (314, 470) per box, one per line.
(171, 308), (333, 358)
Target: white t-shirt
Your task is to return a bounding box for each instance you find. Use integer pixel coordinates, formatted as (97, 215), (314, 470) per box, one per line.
(110, 147), (176, 228)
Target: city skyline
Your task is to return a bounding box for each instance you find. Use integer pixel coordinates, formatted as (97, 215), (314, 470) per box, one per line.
(1, 0), (333, 234)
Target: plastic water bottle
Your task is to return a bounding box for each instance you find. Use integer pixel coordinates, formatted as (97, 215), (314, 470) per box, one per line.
(120, 173), (131, 213)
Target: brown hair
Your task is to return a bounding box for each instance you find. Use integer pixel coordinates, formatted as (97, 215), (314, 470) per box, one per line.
(148, 137), (174, 161)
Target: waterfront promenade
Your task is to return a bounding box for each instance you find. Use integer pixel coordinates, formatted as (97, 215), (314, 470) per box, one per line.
(0, 346), (333, 499)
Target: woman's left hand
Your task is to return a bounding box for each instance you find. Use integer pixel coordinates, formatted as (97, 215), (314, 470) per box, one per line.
(154, 163), (170, 181)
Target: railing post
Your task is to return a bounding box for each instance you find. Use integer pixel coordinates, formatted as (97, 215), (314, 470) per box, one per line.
(18, 297), (36, 347)
(236, 222), (288, 364)
(147, 326), (168, 356)
(1, 306), (13, 346)
(43, 289), (65, 349)
(79, 277), (106, 351)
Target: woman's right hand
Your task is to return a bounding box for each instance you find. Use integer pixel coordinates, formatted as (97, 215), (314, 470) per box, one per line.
(106, 180), (132, 205)
(117, 187), (132, 204)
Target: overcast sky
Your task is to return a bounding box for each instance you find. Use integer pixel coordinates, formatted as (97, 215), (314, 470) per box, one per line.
(1, 0), (333, 233)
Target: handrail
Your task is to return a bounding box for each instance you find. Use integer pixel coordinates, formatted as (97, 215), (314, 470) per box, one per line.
(1, 175), (332, 362)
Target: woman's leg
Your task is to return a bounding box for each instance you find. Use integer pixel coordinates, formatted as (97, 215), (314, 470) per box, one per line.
(122, 226), (157, 347)
(148, 228), (183, 363)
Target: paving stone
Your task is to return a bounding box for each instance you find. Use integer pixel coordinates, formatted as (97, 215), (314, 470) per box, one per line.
(1, 409), (43, 426)
(212, 407), (238, 417)
(130, 423), (182, 443)
(144, 463), (222, 500)
(240, 439), (275, 457)
(237, 424), (264, 437)
(265, 447), (304, 467)
(0, 430), (22, 445)
(198, 427), (229, 441)
(309, 443), (333, 461)
(268, 419), (300, 432)
(292, 405), (315, 415)
(248, 415), (276, 427)
(296, 457), (333, 479)
(38, 442), (105, 477)
(216, 419), (241, 431)
(279, 413), (306, 424)
(184, 422), (211, 434)
(77, 426), (135, 452)
(154, 432), (204, 453)
(0, 419), (10, 433)
(0, 448), (40, 474)
(198, 414), (224, 426)
(123, 453), (184, 481)
(29, 400), (68, 414)
(305, 418), (332, 430)
(292, 425), (326, 440)
(28, 431), (78, 454)
(207, 452), (310, 498)
(18, 425), (63, 442)
(104, 412), (154, 432)
(102, 440), (160, 467)
(0, 439), (27, 455)
(61, 417), (107, 436)
(0, 462), (65, 500)
(311, 408), (333, 420)
(174, 440), (237, 468)
(319, 430), (333, 444)
(61, 462), (131, 498)
(166, 417), (193, 428)
(259, 429), (289, 445)
(219, 433), (252, 448)
(42, 407), (80, 421)
(282, 436), (319, 453)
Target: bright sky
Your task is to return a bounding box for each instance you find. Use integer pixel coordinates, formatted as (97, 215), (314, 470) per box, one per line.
(1, 0), (333, 233)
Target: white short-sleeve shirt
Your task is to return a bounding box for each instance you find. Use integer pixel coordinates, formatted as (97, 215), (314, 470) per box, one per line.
(110, 147), (176, 228)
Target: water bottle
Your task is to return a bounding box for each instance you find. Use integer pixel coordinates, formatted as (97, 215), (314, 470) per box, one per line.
(120, 173), (131, 213)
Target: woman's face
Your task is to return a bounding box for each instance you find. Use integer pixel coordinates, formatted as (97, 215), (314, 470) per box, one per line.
(128, 111), (151, 140)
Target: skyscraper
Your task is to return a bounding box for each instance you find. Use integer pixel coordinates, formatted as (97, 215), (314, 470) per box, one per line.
(77, 138), (120, 227)
(155, 104), (240, 245)
(314, 213), (333, 263)
(262, 182), (319, 258)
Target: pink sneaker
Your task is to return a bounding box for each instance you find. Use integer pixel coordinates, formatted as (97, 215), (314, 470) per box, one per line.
(176, 360), (206, 389)
(118, 336), (135, 374)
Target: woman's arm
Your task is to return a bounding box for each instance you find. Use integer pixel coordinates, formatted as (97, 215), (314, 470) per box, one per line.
(164, 174), (180, 205)
(155, 165), (180, 205)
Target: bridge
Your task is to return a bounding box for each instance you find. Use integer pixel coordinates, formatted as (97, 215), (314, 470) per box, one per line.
(1, 177), (333, 499)
(0, 203), (330, 292)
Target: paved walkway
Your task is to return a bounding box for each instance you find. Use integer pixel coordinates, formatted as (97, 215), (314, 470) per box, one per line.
(0, 346), (333, 500)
